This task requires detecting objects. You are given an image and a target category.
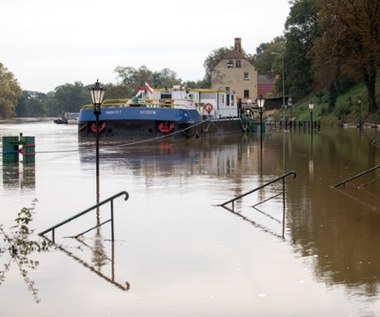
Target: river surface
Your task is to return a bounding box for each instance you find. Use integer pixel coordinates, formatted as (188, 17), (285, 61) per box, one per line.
(0, 119), (380, 316)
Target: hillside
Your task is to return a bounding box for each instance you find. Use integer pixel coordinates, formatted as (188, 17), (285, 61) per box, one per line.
(269, 79), (380, 127)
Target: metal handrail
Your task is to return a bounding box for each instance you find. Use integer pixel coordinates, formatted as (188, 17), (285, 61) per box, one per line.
(333, 164), (380, 188)
(39, 191), (129, 242)
(218, 171), (296, 209)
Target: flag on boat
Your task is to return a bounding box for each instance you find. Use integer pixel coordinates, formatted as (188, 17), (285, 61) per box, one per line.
(145, 82), (154, 93)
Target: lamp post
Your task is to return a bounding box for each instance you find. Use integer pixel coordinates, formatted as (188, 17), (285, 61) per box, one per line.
(257, 95), (265, 149)
(308, 103), (314, 133)
(89, 80), (106, 179)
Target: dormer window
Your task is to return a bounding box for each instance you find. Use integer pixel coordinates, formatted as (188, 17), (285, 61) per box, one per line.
(227, 60), (233, 68)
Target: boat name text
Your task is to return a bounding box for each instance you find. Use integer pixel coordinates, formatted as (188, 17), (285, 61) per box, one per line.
(105, 110), (122, 115)
(140, 110), (157, 115)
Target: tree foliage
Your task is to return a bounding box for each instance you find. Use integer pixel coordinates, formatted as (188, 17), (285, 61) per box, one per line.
(16, 91), (51, 117)
(313, 0), (380, 113)
(254, 37), (286, 75)
(0, 63), (22, 118)
(284, 0), (320, 100)
(53, 82), (90, 114)
(114, 65), (182, 92)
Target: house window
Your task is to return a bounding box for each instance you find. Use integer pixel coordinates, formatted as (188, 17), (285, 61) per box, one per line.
(236, 60), (241, 68)
(227, 60), (233, 68)
(244, 72), (250, 80)
(244, 90), (250, 98)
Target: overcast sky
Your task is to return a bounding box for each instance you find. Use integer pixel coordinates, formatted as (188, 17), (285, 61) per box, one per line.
(1, 0), (290, 93)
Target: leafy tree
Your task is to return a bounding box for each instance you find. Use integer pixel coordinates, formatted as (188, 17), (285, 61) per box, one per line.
(114, 65), (182, 92)
(203, 47), (232, 87)
(0, 63), (22, 118)
(102, 84), (133, 100)
(16, 91), (49, 117)
(284, 0), (319, 100)
(53, 82), (90, 115)
(254, 37), (286, 75)
(314, 0), (380, 113)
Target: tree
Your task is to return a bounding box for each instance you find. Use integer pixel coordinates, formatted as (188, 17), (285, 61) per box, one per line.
(53, 82), (90, 114)
(254, 37), (286, 75)
(114, 65), (182, 92)
(0, 63), (22, 118)
(203, 47), (232, 87)
(314, 0), (380, 113)
(16, 91), (49, 117)
(284, 0), (319, 100)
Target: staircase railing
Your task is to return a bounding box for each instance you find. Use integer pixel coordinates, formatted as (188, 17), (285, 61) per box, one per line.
(39, 190), (129, 243)
(218, 171), (296, 210)
(333, 164), (380, 188)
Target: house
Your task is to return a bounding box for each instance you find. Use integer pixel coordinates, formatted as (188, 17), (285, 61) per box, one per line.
(211, 38), (258, 106)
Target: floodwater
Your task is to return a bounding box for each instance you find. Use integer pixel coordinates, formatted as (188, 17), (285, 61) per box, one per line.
(0, 119), (380, 317)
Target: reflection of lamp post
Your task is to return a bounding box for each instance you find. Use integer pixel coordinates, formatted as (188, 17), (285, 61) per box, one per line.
(309, 103), (314, 132)
(257, 95), (265, 149)
(357, 97), (362, 129)
(89, 80), (106, 179)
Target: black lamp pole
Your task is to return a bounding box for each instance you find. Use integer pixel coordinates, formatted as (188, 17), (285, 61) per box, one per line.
(257, 95), (265, 150)
(309, 103), (314, 133)
(89, 80), (106, 178)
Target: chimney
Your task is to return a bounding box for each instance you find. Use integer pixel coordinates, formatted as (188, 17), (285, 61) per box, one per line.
(234, 38), (242, 52)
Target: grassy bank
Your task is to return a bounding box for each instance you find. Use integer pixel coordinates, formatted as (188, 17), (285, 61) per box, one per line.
(269, 78), (380, 126)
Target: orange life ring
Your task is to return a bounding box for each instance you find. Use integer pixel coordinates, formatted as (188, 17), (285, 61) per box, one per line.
(158, 122), (175, 134)
(204, 103), (213, 113)
(90, 122), (107, 133)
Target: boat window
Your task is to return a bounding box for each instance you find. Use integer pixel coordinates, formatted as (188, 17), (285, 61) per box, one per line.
(160, 93), (171, 100)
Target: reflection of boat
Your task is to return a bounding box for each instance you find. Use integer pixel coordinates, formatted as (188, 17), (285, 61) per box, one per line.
(54, 112), (79, 124)
(78, 85), (257, 139)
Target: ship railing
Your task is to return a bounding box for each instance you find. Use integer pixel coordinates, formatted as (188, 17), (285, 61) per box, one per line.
(217, 171), (296, 210)
(333, 164), (380, 188)
(39, 191), (129, 243)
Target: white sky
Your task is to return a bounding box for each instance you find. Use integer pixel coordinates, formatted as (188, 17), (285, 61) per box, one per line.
(0, 0), (290, 93)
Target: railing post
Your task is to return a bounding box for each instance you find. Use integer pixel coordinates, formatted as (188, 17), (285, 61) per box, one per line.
(111, 200), (115, 242)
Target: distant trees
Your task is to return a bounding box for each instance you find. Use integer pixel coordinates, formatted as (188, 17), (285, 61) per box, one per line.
(16, 91), (50, 117)
(53, 82), (90, 115)
(114, 65), (182, 91)
(0, 63), (22, 118)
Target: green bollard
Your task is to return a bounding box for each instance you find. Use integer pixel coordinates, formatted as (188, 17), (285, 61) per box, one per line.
(21, 136), (36, 163)
(2, 136), (19, 163)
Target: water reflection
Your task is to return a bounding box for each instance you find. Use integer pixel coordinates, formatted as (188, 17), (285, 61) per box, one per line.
(79, 129), (380, 299)
(2, 162), (35, 189)
(2, 120), (380, 314)
(53, 234), (130, 292)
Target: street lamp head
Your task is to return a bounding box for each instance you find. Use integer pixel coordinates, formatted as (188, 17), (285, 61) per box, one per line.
(257, 95), (265, 109)
(89, 79), (106, 113)
(308, 103), (314, 111)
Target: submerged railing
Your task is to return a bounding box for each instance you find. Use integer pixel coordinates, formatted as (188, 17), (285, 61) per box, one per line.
(218, 171), (296, 210)
(39, 191), (129, 243)
(333, 164), (380, 188)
